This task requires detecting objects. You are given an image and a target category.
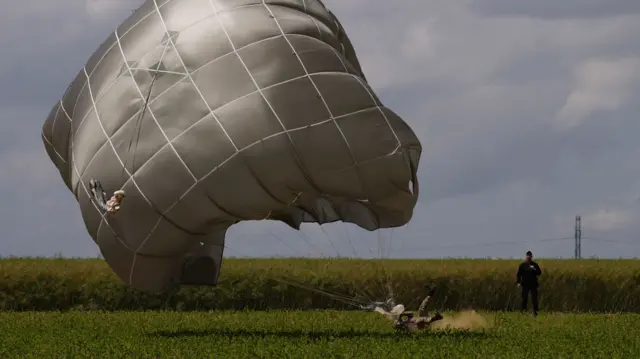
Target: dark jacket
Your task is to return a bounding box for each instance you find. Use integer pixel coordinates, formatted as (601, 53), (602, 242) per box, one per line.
(516, 261), (542, 286)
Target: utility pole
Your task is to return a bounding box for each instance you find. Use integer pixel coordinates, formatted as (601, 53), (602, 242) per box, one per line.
(574, 215), (582, 259)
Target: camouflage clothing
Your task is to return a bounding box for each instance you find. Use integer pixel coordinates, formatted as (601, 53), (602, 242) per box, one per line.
(374, 287), (442, 332)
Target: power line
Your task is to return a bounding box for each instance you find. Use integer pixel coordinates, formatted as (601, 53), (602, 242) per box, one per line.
(404, 237), (574, 252)
(582, 237), (640, 245)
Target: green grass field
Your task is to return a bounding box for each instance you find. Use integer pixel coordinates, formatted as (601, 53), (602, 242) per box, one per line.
(2, 310), (639, 358)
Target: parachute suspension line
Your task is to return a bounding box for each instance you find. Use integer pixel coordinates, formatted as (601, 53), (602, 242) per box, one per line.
(265, 229), (303, 257)
(317, 224), (343, 258)
(311, 224), (377, 302)
(295, 227), (330, 258)
(121, 67), (160, 182)
(232, 227), (375, 305)
(338, 222), (359, 258)
(298, 231), (326, 257)
(221, 243), (368, 308)
(273, 277), (367, 309)
(381, 229), (395, 301)
(318, 221), (358, 259)
(120, 39), (170, 185)
(365, 240), (392, 303)
(388, 229), (395, 258)
(372, 227), (396, 306)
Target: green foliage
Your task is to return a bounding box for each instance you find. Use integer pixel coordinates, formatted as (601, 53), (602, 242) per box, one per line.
(1, 311), (639, 358)
(1, 258), (640, 312)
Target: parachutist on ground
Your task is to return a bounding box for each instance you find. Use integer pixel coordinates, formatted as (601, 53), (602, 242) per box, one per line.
(369, 284), (443, 332)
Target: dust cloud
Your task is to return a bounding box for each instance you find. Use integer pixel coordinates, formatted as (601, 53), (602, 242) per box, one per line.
(431, 310), (492, 331)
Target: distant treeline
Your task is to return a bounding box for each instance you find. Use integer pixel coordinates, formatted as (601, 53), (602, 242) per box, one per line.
(0, 258), (639, 312)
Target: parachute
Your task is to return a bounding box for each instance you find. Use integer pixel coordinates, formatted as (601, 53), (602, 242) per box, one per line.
(41, 0), (422, 293)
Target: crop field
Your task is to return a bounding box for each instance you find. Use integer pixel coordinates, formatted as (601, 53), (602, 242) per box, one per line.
(1, 258), (640, 312)
(1, 310), (639, 358)
(2, 258), (640, 357)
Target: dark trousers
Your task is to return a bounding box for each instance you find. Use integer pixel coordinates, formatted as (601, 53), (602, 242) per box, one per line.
(521, 285), (539, 313)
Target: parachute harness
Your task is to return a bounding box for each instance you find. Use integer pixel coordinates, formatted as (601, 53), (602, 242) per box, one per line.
(90, 180), (126, 215)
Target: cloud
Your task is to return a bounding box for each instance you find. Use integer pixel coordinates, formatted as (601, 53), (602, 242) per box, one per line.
(556, 57), (640, 130)
(584, 208), (634, 231)
(469, 0), (640, 19)
(85, 0), (139, 18)
(1, 0), (640, 259)
(552, 207), (636, 235)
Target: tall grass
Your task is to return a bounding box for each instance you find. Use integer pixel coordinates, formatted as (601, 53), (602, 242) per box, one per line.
(0, 257), (639, 312)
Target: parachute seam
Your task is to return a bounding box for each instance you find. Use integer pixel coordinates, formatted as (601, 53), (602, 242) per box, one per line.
(57, 102), (77, 190)
(49, 103), (61, 156)
(59, 100), (73, 124)
(71, 32), (322, 142)
(263, 1), (370, 202)
(137, 0), (392, 245)
(204, 193), (247, 220)
(81, 68), (158, 206)
(312, 20), (402, 154)
(64, 0), (410, 266)
(113, 29), (199, 183)
(168, 72), (369, 144)
(351, 75), (402, 151)
(69, 1), (263, 117)
(44, 104), (67, 164)
(64, 104), (200, 287)
(70, 161), (136, 253)
(306, 13), (322, 39)
(70, 3), (159, 117)
(151, 0), (240, 153)
(70, 2), (270, 136)
(241, 154), (291, 207)
(206, 0), (328, 197)
(124, 35), (172, 181)
(41, 131), (67, 164)
(72, 159), (152, 287)
(76, 70), (360, 190)
(324, 35), (409, 188)
(327, 38), (402, 153)
(125, 107), (386, 229)
(62, 74), (162, 221)
(128, 216), (163, 285)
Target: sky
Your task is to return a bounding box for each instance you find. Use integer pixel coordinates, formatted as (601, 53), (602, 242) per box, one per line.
(1, 0), (640, 260)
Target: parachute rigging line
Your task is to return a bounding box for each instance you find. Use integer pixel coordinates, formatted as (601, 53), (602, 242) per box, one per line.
(276, 226), (391, 305)
(120, 56), (165, 183)
(273, 277), (368, 309)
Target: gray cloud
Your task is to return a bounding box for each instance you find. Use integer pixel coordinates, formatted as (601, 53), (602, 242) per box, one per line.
(1, 0), (639, 260)
(469, 0), (640, 19)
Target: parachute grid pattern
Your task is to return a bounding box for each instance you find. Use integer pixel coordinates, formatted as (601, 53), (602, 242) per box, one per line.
(41, 0), (422, 293)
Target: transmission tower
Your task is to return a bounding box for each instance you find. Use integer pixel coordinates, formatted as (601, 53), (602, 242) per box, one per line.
(574, 215), (582, 259)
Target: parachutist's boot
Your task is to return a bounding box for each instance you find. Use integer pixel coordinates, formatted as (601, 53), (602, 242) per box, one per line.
(425, 284), (437, 297)
(386, 297), (396, 308)
(429, 312), (443, 323)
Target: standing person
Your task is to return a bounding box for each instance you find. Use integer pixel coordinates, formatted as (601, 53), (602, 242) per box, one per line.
(516, 250), (542, 316)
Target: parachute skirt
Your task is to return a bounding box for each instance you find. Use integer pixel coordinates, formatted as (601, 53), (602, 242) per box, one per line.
(41, 0), (422, 293)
